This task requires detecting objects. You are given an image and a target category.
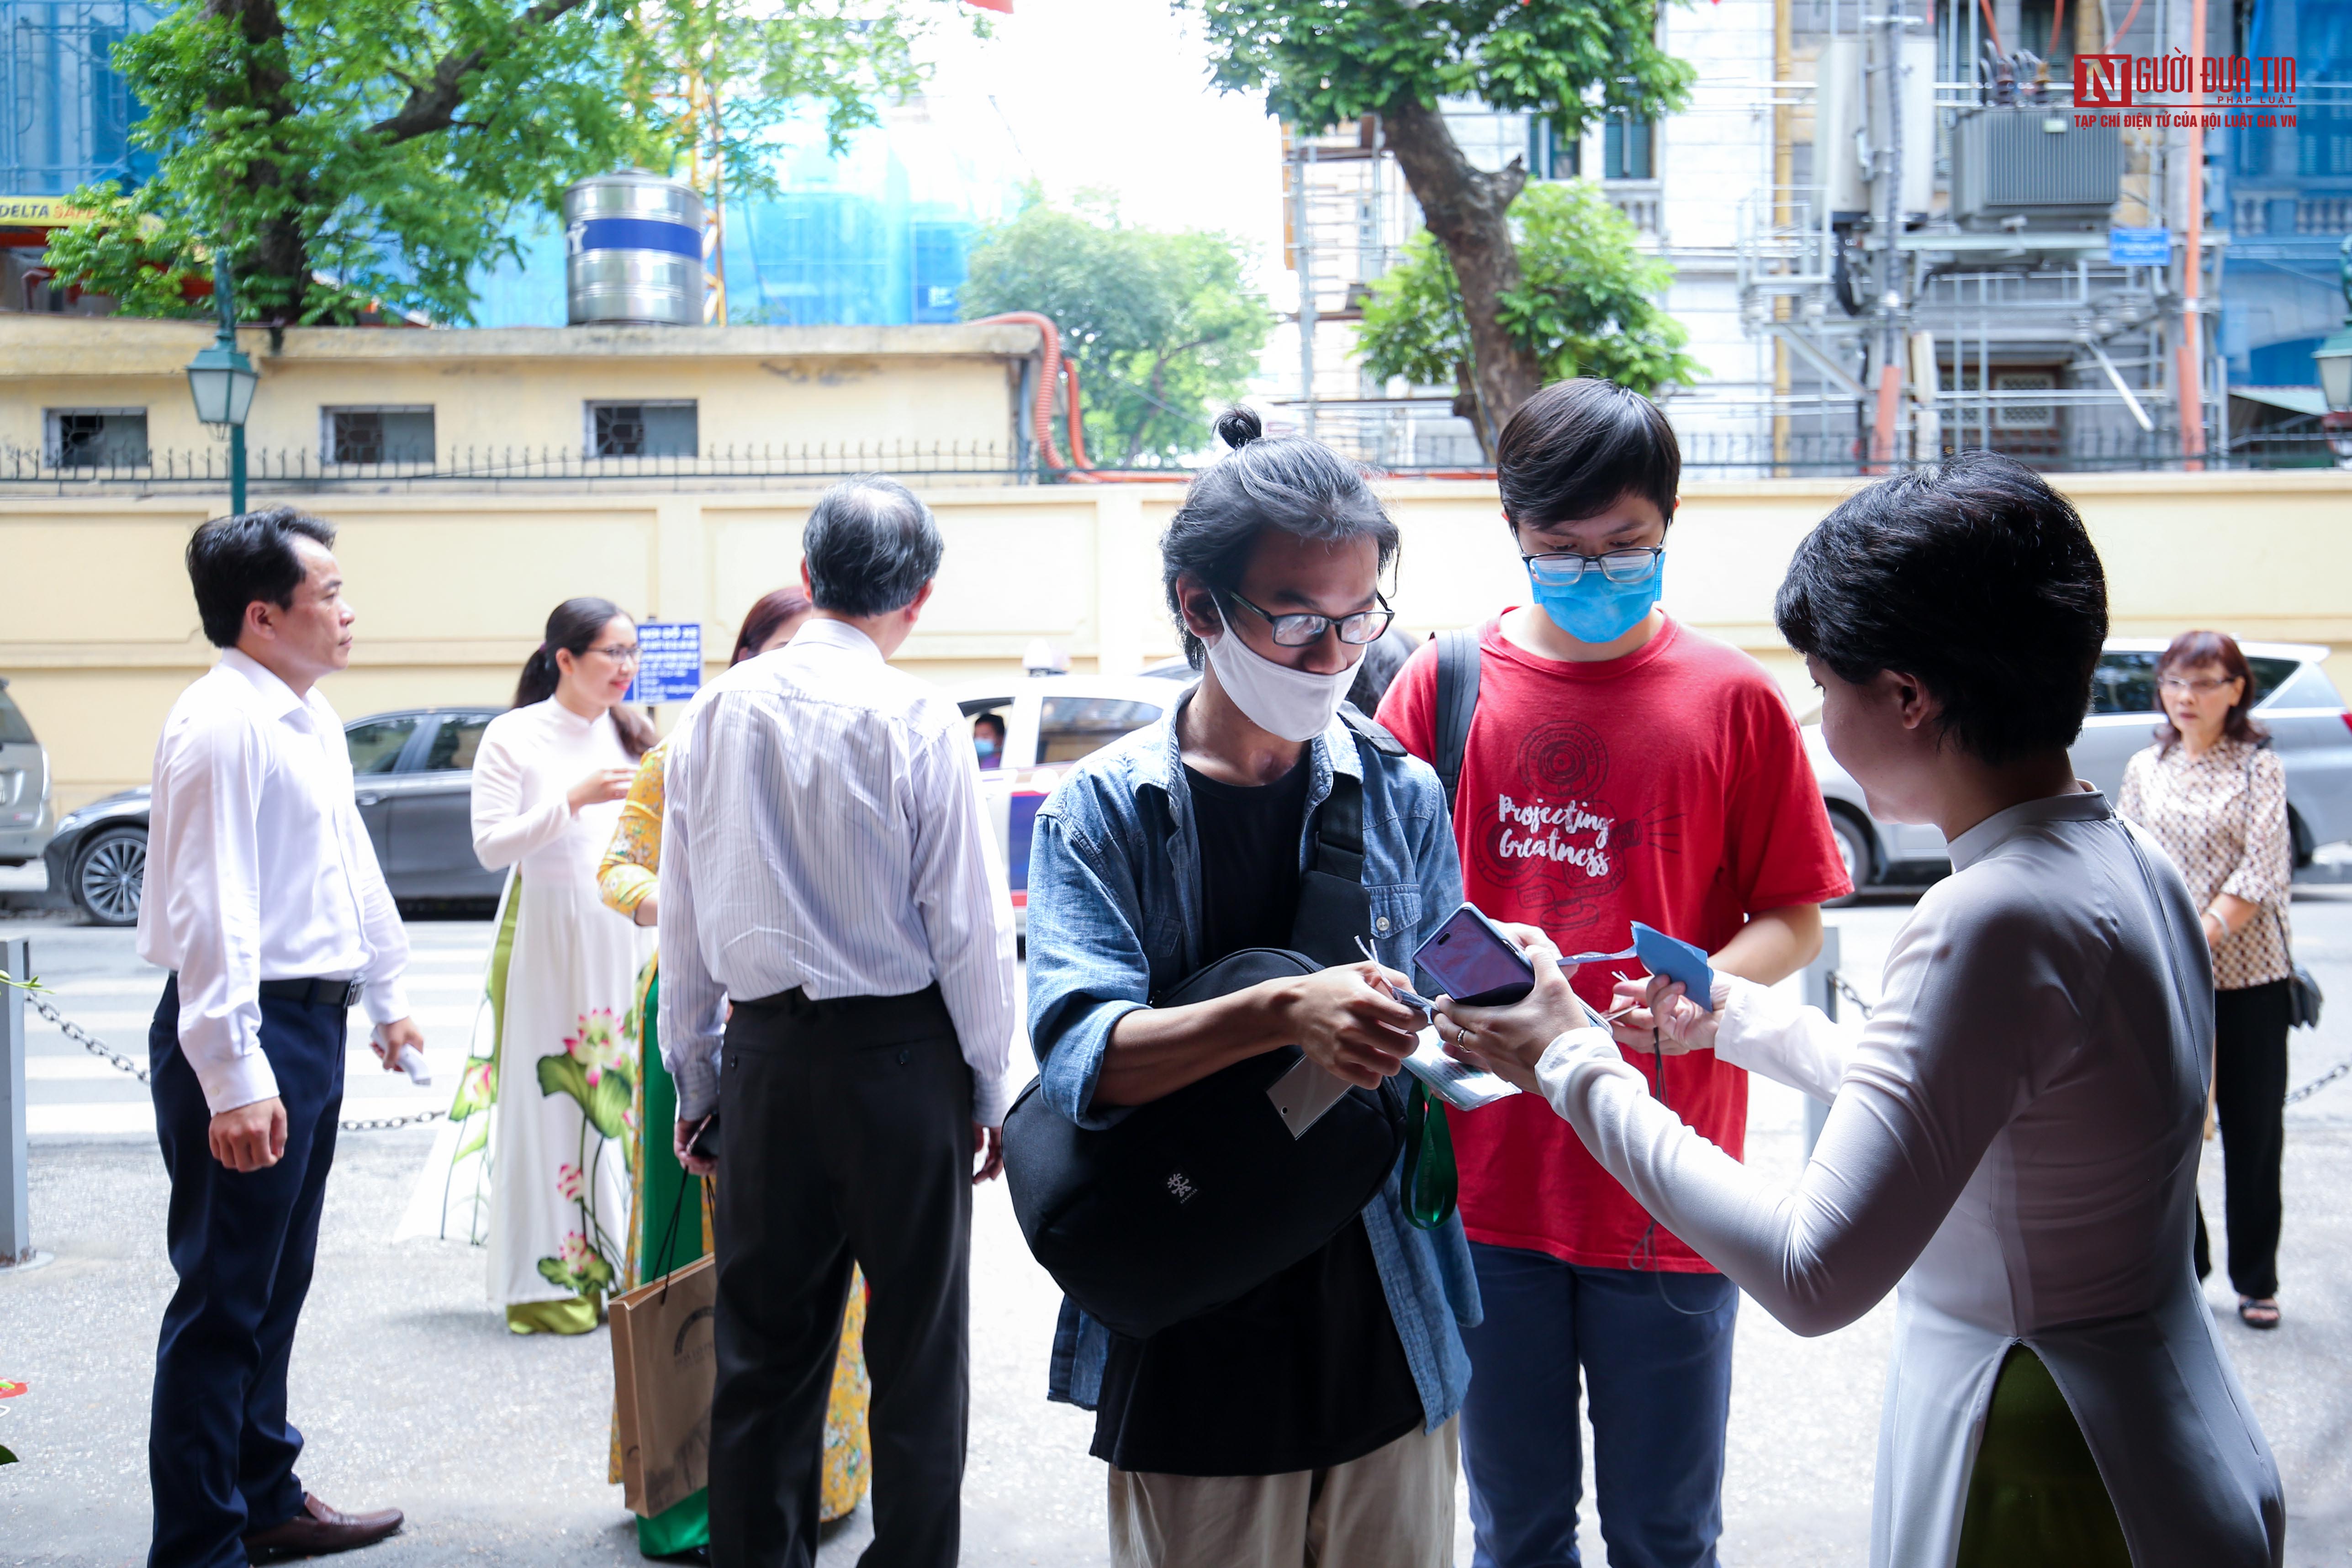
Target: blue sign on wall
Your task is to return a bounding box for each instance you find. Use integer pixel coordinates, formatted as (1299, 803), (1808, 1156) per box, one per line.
(2108, 227), (2173, 266)
(625, 620), (703, 705)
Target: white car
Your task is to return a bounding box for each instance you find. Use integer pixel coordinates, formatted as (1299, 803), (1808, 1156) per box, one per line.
(948, 672), (1187, 931)
(1814, 639), (2352, 892)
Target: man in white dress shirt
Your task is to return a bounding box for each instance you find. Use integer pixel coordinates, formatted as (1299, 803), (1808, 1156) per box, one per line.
(138, 507), (423, 1567)
(662, 475), (1017, 1568)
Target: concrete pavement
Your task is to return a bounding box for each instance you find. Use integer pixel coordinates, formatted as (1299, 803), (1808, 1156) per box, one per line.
(3, 892), (2349, 1564)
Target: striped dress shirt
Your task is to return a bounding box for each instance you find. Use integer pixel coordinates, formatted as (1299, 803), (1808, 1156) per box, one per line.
(658, 616), (1019, 1124)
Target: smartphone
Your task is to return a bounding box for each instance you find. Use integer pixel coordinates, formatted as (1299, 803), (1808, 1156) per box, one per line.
(687, 1114), (720, 1164)
(1414, 903), (1538, 1006)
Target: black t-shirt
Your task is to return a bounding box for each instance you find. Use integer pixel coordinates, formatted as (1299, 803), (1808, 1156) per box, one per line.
(1089, 757), (1424, 1477)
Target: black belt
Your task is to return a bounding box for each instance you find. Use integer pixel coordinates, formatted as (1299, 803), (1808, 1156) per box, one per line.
(256, 977), (366, 1009)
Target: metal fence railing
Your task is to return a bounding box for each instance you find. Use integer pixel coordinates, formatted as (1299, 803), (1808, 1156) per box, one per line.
(0, 440), (1031, 496)
(2, 428), (2341, 498)
(1676, 428), (2350, 478)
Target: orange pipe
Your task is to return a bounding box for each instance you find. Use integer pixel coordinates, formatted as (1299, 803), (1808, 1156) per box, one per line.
(1063, 357), (1094, 470)
(969, 311), (1089, 477)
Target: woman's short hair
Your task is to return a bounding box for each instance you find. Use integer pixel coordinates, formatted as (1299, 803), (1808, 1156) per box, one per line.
(1774, 452), (2109, 766)
(731, 587), (814, 665)
(2154, 629), (2267, 751)
(1159, 407), (1399, 669)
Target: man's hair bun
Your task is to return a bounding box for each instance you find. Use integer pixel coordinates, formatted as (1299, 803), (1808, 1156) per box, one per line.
(1215, 406), (1264, 451)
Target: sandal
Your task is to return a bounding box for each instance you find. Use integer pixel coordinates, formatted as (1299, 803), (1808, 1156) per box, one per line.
(2237, 1297), (2281, 1330)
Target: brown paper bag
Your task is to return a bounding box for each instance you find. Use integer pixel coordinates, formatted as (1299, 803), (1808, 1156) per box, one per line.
(610, 1254), (718, 1518)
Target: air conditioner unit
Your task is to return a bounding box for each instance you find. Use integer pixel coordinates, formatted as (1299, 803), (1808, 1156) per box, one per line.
(1950, 108), (2122, 229)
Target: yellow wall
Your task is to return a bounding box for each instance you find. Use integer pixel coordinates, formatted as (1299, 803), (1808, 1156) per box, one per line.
(5, 469), (2350, 811)
(0, 317), (1036, 465)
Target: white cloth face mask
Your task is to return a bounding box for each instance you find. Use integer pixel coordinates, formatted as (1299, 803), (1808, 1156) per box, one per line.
(1202, 604), (1359, 743)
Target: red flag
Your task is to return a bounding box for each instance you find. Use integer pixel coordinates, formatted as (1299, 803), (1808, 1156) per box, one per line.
(965, 0), (1013, 11)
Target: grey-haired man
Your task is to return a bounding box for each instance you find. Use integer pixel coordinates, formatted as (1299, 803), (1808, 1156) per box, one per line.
(661, 475), (1018, 1568)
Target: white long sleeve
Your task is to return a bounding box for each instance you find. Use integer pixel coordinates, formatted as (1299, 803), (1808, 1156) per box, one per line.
(1533, 792), (2214, 1343)
(136, 651), (411, 1113)
(1712, 975), (1856, 1103)
(469, 718), (576, 871)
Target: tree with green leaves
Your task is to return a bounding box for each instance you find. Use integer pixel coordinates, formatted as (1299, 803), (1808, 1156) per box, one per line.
(1190, 0), (1692, 452)
(960, 193), (1273, 469)
(46, 0), (954, 325)
(1358, 180), (1698, 418)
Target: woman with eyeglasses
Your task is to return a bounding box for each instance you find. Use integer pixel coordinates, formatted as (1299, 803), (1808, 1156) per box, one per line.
(2118, 631), (2296, 1332)
(418, 597), (658, 1335)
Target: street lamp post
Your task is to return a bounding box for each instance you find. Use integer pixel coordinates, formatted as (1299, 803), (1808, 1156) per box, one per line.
(185, 254), (258, 512)
(2316, 238), (2352, 469)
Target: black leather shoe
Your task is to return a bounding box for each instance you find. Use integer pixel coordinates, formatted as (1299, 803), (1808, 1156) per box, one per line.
(243, 1492), (404, 1558)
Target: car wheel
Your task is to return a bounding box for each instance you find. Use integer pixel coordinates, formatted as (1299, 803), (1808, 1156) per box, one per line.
(73, 824), (147, 926)
(1828, 812), (1873, 904)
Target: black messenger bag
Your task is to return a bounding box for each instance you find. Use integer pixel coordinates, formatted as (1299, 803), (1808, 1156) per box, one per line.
(1003, 721), (1409, 1341)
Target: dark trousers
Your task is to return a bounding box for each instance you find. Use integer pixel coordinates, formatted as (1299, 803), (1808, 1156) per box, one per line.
(1459, 1244), (1739, 1568)
(708, 984), (973, 1568)
(2194, 977), (2293, 1299)
(147, 976), (344, 1568)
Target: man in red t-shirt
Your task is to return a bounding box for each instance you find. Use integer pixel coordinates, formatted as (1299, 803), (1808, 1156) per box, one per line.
(1378, 380), (1850, 1568)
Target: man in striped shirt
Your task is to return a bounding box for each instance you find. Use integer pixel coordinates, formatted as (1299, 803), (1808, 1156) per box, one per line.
(661, 475), (1018, 1568)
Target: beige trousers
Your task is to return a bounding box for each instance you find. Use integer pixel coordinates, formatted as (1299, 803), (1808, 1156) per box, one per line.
(1106, 1417), (1459, 1568)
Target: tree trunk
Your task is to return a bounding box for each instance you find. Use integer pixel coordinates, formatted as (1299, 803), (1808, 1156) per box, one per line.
(212, 0), (310, 321)
(1382, 99), (1544, 459)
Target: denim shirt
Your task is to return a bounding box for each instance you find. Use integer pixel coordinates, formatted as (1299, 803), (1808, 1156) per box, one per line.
(1025, 695), (1482, 1432)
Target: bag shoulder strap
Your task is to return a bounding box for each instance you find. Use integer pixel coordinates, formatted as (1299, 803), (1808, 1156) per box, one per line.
(1289, 729), (1372, 966)
(1433, 626), (1481, 811)
(1339, 703), (1406, 759)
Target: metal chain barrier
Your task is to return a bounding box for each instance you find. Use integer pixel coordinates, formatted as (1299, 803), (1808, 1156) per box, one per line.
(2285, 1057), (2352, 1108)
(26, 989), (148, 1084)
(1827, 969), (2347, 1107)
(22, 989), (443, 1131)
(1828, 971), (1876, 1019)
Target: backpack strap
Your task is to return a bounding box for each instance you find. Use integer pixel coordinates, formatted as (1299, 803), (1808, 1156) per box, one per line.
(1339, 702), (1406, 758)
(1289, 730), (1373, 968)
(1433, 626), (1482, 811)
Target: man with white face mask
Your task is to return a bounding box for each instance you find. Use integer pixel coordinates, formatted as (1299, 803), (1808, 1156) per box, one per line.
(1022, 407), (1481, 1568)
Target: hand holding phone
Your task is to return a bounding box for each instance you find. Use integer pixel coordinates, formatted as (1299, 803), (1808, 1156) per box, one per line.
(1414, 903), (1539, 1006)
(1424, 919), (1596, 1094)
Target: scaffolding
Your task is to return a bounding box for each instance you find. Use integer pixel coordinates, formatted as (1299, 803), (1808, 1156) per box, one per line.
(1736, 0), (2231, 472)
(1273, 106), (1660, 470)
(0, 0), (157, 196)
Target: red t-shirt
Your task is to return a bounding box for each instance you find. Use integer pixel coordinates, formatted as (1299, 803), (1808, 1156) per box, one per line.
(1378, 612), (1851, 1272)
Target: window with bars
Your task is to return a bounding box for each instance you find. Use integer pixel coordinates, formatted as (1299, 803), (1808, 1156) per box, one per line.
(45, 409), (148, 467)
(588, 401), (698, 458)
(325, 407), (435, 465)
(1993, 372), (2057, 430)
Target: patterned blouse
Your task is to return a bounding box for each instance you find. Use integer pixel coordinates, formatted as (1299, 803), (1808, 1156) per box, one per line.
(2117, 736), (2292, 990)
(597, 739), (666, 920)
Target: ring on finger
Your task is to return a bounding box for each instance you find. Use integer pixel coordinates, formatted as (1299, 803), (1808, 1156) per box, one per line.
(1454, 1022), (1474, 1045)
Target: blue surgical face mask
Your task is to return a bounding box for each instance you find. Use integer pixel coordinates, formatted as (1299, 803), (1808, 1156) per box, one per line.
(1527, 551), (1665, 645)
(974, 736), (999, 759)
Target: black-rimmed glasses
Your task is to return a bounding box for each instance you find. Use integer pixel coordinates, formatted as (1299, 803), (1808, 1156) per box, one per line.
(1222, 589), (1396, 648)
(1521, 547), (1664, 587)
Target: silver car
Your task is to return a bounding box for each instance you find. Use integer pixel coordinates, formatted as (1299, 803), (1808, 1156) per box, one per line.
(0, 678), (55, 866)
(1815, 639), (2352, 891)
